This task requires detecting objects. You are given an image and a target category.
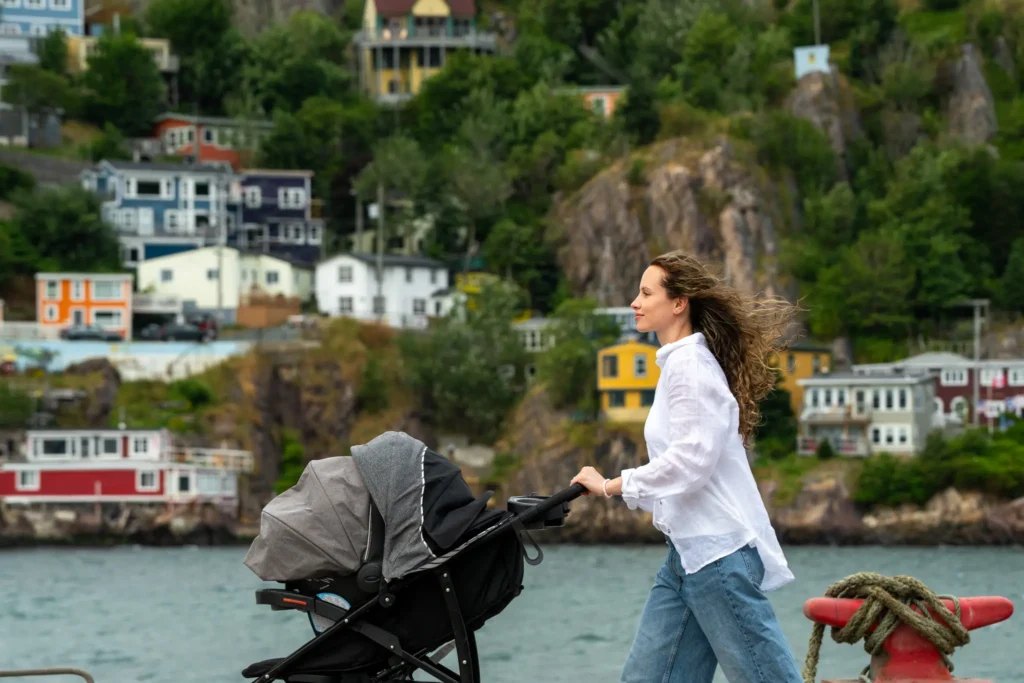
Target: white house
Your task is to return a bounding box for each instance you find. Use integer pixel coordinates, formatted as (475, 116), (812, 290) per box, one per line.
(796, 372), (938, 457)
(137, 247), (312, 323)
(315, 253), (451, 329)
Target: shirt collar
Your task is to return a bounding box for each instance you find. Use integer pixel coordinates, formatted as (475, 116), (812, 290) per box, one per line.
(655, 332), (706, 367)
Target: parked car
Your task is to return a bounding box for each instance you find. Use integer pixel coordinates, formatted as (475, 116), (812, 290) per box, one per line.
(161, 323), (206, 342)
(186, 314), (219, 341)
(59, 324), (123, 342)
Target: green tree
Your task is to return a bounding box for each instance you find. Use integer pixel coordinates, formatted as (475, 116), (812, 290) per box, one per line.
(8, 186), (121, 273)
(36, 29), (69, 76)
(244, 11), (352, 114)
(400, 282), (529, 442)
(756, 370), (797, 456)
(1000, 238), (1024, 313)
(80, 123), (132, 162)
(1, 65), (75, 137)
(535, 298), (621, 413)
(146, 0), (247, 113)
(0, 385), (33, 429)
(274, 429), (307, 494)
(81, 33), (165, 136)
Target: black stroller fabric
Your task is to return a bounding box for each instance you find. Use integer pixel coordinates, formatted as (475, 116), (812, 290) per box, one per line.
(242, 522), (525, 680)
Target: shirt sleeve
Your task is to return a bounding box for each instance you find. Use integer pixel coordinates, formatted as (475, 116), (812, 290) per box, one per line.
(619, 356), (732, 508)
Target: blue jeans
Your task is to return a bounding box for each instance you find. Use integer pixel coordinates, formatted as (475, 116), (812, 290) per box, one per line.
(621, 543), (802, 683)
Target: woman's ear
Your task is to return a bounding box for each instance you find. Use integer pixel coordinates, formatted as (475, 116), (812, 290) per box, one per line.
(674, 296), (689, 316)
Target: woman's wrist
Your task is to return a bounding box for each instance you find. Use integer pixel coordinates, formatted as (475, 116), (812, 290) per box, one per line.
(602, 477), (623, 497)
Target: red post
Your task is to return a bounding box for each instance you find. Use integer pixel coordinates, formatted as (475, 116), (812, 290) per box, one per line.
(803, 596), (1013, 682)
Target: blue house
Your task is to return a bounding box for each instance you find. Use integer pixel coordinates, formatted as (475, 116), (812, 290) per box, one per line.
(0, 0), (84, 36)
(81, 160), (238, 268)
(234, 169), (323, 267)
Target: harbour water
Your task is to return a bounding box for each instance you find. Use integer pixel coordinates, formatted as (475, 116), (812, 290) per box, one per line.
(1, 545), (1022, 682)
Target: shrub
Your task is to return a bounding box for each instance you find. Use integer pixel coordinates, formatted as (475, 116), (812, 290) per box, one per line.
(274, 429), (306, 494)
(171, 378), (214, 409)
(815, 439), (837, 460)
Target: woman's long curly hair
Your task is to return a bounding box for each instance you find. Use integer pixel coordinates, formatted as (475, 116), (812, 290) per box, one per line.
(649, 251), (797, 446)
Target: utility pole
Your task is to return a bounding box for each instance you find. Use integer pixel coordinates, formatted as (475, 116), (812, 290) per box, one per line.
(813, 0), (821, 45)
(376, 181), (385, 323)
(971, 299), (988, 427)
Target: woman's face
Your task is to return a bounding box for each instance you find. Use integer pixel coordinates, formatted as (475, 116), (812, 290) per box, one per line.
(631, 265), (685, 334)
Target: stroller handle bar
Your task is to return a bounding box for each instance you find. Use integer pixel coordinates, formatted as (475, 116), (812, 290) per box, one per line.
(512, 483), (587, 527)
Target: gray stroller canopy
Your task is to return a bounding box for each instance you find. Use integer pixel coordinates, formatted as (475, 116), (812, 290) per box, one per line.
(244, 431), (497, 584)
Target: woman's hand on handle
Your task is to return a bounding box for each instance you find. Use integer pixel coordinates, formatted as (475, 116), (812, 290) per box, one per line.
(571, 467), (622, 497)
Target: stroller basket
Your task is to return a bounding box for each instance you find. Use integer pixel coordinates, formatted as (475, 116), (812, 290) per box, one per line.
(241, 431), (585, 683)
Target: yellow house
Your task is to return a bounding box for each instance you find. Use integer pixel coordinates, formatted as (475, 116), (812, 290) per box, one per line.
(770, 342), (832, 416)
(356, 0), (497, 103)
(597, 340), (661, 422)
(66, 35), (179, 75)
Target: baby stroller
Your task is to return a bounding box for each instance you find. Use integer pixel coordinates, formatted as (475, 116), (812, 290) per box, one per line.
(241, 431), (586, 683)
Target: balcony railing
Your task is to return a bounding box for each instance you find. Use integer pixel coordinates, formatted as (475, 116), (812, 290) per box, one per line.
(355, 30), (497, 50)
(797, 436), (870, 457)
(166, 448), (254, 472)
(800, 405), (872, 423)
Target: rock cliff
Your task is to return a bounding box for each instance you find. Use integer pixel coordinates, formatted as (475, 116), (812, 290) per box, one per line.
(947, 43), (999, 146)
(552, 138), (786, 306)
(789, 70), (861, 177)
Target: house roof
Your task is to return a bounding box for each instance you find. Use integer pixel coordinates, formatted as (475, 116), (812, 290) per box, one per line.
(155, 113), (273, 129)
(242, 168), (314, 178)
(35, 272), (133, 281)
(101, 160), (234, 174)
(374, 0), (475, 18)
(798, 371), (936, 387)
(336, 252), (448, 269)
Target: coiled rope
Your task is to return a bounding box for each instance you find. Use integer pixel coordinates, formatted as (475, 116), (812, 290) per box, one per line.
(802, 572), (970, 683)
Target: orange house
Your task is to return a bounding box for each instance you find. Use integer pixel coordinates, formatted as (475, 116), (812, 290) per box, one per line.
(36, 273), (134, 341)
(153, 114), (273, 171)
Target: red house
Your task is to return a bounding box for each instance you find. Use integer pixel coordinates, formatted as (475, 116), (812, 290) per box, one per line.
(153, 114), (273, 171)
(853, 352), (1024, 427)
(0, 428), (253, 514)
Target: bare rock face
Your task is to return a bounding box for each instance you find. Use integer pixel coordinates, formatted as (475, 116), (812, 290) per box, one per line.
(553, 139), (783, 305)
(127, 0), (345, 35)
(769, 473), (866, 544)
(62, 357), (121, 427)
(789, 70), (861, 176)
(947, 43), (998, 146)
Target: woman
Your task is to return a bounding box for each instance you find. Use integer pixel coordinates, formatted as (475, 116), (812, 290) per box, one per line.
(571, 251), (803, 683)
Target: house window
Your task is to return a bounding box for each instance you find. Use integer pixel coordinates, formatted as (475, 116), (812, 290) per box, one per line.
(92, 281), (122, 301)
(44, 304), (58, 322)
(608, 390), (625, 407)
(94, 310), (123, 329)
(872, 390), (880, 410)
(837, 389), (845, 406)
(824, 389), (832, 406)
(898, 427), (908, 445)
(133, 437), (149, 454)
(194, 182), (210, 197)
(338, 266), (353, 283)
(634, 354), (647, 378)
(786, 354), (795, 374)
(413, 299), (426, 314)
(279, 188), (307, 209)
(178, 474), (191, 493)
(124, 248), (140, 264)
(16, 470), (39, 491)
(812, 355), (820, 373)
(339, 297), (353, 314)
(45, 280), (59, 299)
(266, 271), (279, 285)
(308, 226), (321, 243)
(102, 438), (118, 455)
(640, 390), (655, 407)
(161, 269), (173, 283)
(941, 369), (968, 386)
(0, 23), (21, 35)
(981, 369), (1004, 388)
(856, 390), (865, 411)
(165, 211), (179, 231)
(41, 438), (67, 455)
(1, 0), (21, 9)
(207, 269), (218, 280)
(431, 270), (438, 285)
(137, 470), (158, 492)
(951, 396), (969, 421)
(590, 96), (606, 117)
(405, 267), (413, 283)
(871, 428), (880, 444)
(885, 428), (894, 445)
(885, 389), (893, 410)
(71, 281), (84, 301)
(810, 389), (819, 407)
(602, 355), (618, 378)
(203, 129), (215, 143)
(49, 0), (69, 8)
(898, 389), (907, 409)
(373, 296), (386, 314)
(1009, 368), (1024, 386)
(243, 186), (261, 208)
(136, 180), (161, 196)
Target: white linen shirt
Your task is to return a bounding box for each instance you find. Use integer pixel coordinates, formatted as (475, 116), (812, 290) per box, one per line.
(620, 332), (795, 591)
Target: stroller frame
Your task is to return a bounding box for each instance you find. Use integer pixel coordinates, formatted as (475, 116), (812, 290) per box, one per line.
(249, 483), (586, 683)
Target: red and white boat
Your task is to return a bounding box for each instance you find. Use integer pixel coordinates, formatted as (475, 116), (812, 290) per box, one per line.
(0, 428), (253, 514)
